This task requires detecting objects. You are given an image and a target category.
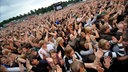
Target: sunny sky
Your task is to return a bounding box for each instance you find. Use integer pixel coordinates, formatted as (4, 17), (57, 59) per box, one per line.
(0, 0), (68, 22)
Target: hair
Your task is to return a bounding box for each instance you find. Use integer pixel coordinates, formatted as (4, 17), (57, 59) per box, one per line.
(71, 60), (85, 72)
(49, 49), (56, 55)
(79, 40), (85, 48)
(100, 24), (109, 33)
(84, 26), (92, 34)
(28, 54), (37, 64)
(22, 43), (32, 49)
(1, 55), (10, 65)
(56, 37), (63, 46)
(39, 40), (46, 47)
(33, 38), (39, 44)
(118, 21), (124, 29)
(17, 47), (22, 51)
(48, 34), (53, 38)
(98, 39), (108, 49)
(2, 49), (11, 55)
(80, 32), (86, 38)
(0, 65), (7, 72)
(64, 46), (73, 57)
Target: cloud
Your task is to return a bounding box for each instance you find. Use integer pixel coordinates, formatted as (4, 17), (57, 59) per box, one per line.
(0, 0), (68, 22)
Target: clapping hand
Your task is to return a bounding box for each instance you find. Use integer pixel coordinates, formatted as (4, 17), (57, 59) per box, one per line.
(94, 48), (103, 59)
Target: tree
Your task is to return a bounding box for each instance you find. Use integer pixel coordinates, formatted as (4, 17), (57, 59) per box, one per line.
(0, 0), (82, 27)
(30, 10), (35, 14)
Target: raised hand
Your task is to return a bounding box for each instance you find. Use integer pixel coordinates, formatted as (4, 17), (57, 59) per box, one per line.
(94, 48), (103, 59)
(56, 65), (62, 72)
(26, 59), (32, 70)
(96, 65), (104, 72)
(18, 62), (24, 72)
(112, 36), (118, 43)
(103, 56), (112, 69)
(46, 57), (55, 68)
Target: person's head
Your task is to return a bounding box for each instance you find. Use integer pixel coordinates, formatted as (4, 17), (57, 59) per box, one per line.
(48, 34), (53, 41)
(58, 26), (63, 31)
(98, 39), (110, 50)
(0, 65), (7, 72)
(49, 49), (57, 59)
(2, 49), (11, 55)
(80, 32), (86, 38)
(30, 48), (38, 56)
(100, 24), (110, 33)
(65, 46), (74, 58)
(71, 60), (86, 72)
(8, 53), (17, 61)
(118, 21), (125, 30)
(14, 41), (21, 47)
(56, 37), (64, 45)
(3, 44), (10, 50)
(1, 55), (9, 65)
(28, 55), (39, 65)
(33, 38), (39, 47)
(124, 22), (128, 29)
(39, 40), (47, 48)
(17, 48), (22, 54)
(84, 26), (92, 34)
(84, 43), (89, 49)
(58, 31), (65, 38)
(22, 43), (31, 53)
(79, 40), (85, 48)
(103, 14), (109, 22)
(69, 34), (75, 41)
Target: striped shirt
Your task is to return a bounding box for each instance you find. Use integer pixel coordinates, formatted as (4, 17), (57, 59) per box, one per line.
(103, 43), (126, 58)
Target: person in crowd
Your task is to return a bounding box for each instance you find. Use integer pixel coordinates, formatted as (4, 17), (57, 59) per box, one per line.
(56, 37), (66, 58)
(38, 40), (54, 60)
(0, 0), (127, 72)
(63, 45), (82, 72)
(26, 55), (49, 72)
(98, 38), (128, 72)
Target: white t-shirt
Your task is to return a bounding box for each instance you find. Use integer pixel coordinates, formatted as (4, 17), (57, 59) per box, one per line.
(38, 45), (54, 59)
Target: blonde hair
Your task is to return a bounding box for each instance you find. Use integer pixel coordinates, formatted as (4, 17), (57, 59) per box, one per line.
(84, 26), (92, 34)
(98, 39), (108, 49)
(56, 37), (63, 46)
(2, 49), (11, 55)
(39, 40), (46, 47)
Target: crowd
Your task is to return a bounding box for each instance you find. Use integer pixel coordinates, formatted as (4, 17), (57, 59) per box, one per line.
(0, 0), (128, 72)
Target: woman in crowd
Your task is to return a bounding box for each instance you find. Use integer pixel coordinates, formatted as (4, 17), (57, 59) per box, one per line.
(0, 0), (128, 72)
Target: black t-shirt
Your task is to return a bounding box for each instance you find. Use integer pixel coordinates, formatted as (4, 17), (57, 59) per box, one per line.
(31, 60), (49, 72)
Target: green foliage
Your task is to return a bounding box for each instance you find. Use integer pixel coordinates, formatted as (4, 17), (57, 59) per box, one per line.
(0, 0), (82, 27)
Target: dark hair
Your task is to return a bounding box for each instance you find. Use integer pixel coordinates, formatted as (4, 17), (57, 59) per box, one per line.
(28, 54), (37, 63)
(22, 43), (32, 49)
